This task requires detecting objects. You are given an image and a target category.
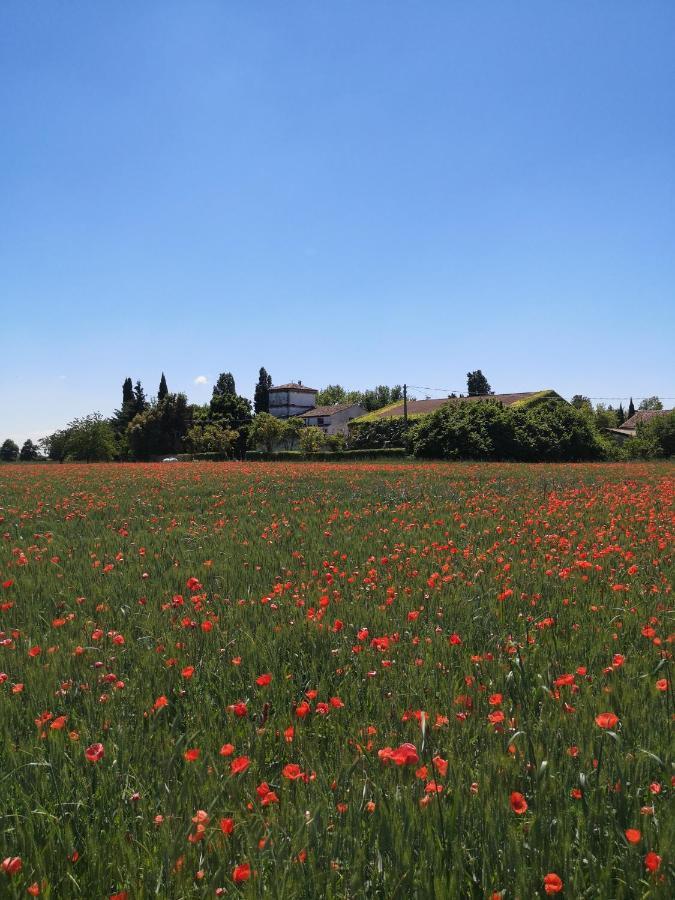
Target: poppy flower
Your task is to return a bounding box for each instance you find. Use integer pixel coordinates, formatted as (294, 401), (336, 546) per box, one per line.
(85, 742), (104, 763)
(232, 863), (251, 883)
(282, 763), (303, 780)
(510, 792), (528, 814)
(644, 852), (661, 872)
(543, 873), (563, 894)
(255, 673), (272, 686)
(625, 829), (641, 844)
(595, 712), (619, 729)
(1, 857), (22, 876)
(230, 756), (250, 775)
(220, 818), (234, 834)
(184, 748), (200, 762)
(219, 743), (235, 756)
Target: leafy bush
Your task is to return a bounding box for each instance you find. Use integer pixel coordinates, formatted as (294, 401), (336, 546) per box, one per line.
(410, 399), (607, 461)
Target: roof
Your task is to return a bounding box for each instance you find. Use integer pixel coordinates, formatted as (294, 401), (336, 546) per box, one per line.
(618, 409), (672, 431)
(298, 404), (363, 418)
(269, 382), (318, 393)
(373, 391), (544, 420)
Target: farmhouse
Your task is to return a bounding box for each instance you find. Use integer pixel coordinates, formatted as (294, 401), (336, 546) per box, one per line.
(298, 403), (366, 436)
(357, 390), (566, 422)
(606, 408), (672, 443)
(268, 382), (318, 419)
(268, 381), (365, 434)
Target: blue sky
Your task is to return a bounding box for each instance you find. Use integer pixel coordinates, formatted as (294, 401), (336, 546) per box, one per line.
(2, 1), (674, 443)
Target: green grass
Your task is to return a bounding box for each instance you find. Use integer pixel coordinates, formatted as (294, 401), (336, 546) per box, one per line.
(0, 461), (672, 897)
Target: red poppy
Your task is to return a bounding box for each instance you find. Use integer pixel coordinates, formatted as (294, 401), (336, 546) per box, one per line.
(84, 742), (104, 763)
(232, 863), (251, 883)
(595, 712), (619, 729)
(543, 873), (563, 894)
(510, 792), (528, 814)
(1, 857), (22, 876)
(282, 763), (303, 780)
(625, 829), (641, 844)
(183, 748), (200, 762)
(255, 673), (272, 686)
(230, 755), (250, 775)
(644, 852), (661, 873)
(220, 818), (235, 834)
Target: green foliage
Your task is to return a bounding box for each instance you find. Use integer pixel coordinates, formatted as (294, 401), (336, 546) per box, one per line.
(245, 447), (408, 461)
(127, 393), (190, 460)
(410, 399), (607, 461)
(638, 396), (663, 411)
(349, 417), (412, 449)
(184, 422), (239, 455)
(253, 367), (273, 414)
(209, 391), (252, 430)
(628, 409), (675, 458)
(315, 384), (402, 411)
(298, 425), (326, 453)
(324, 432), (346, 451)
(281, 416), (304, 449)
(571, 394), (592, 410)
(19, 439), (40, 461)
(248, 412), (284, 452)
(212, 372), (236, 398)
(45, 414), (118, 461)
(133, 380), (148, 416)
(467, 369), (492, 396)
(628, 397), (635, 418)
(0, 438), (19, 461)
(157, 372), (168, 402)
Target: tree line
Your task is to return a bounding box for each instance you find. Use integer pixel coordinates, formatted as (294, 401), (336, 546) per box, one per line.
(1, 368), (671, 462)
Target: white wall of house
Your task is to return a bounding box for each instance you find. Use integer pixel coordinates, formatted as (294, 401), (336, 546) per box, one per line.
(303, 405), (366, 435)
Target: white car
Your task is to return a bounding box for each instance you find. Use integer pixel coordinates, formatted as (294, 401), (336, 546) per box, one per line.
(162, 457), (179, 463)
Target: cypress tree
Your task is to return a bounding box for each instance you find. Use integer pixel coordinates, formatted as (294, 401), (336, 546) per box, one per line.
(122, 377), (134, 406)
(628, 397), (635, 419)
(254, 367), (273, 414)
(134, 380), (148, 416)
(617, 403), (625, 426)
(158, 372), (168, 402)
(213, 373), (236, 398)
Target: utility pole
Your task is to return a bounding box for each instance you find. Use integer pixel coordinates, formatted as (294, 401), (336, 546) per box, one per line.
(403, 384), (408, 425)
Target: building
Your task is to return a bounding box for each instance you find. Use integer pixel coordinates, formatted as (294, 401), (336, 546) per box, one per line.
(606, 409), (672, 442)
(268, 382), (318, 419)
(298, 403), (366, 436)
(366, 391), (564, 420)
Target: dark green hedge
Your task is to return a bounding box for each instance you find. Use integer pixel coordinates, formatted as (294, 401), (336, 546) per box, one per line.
(245, 448), (408, 462)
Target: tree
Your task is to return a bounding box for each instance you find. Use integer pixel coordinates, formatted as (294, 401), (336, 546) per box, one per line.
(122, 377), (134, 406)
(635, 409), (675, 457)
(299, 426), (325, 453)
(571, 395), (592, 410)
(617, 403), (625, 426)
(19, 439), (40, 461)
(249, 412), (283, 452)
(62, 415), (118, 461)
(594, 404), (618, 430)
(210, 392), (252, 429)
(281, 417), (304, 449)
(628, 398), (635, 418)
(184, 423), (239, 455)
(638, 396), (663, 411)
(467, 370), (492, 396)
(213, 373), (236, 398)
(254, 368), (273, 414)
(0, 439), (19, 461)
(127, 393), (190, 460)
(158, 372), (168, 402)
(39, 430), (69, 462)
(133, 381), (148, 417)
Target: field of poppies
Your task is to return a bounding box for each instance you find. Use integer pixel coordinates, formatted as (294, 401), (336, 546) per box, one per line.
(0, 461), (672, 898)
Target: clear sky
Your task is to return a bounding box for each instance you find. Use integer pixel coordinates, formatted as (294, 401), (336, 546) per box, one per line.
(2, 1), (674, 443)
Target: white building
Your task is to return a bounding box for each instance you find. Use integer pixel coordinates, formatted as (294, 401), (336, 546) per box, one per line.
(298, 403), (366, 436)
(268, 382), (318, 419)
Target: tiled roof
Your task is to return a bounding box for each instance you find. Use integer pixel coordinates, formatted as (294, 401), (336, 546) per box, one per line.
(270, 383), (318, 393)
(298, 404), (361, 418)
(618, 409), (671, 431)
(375, 392), (540, 419)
